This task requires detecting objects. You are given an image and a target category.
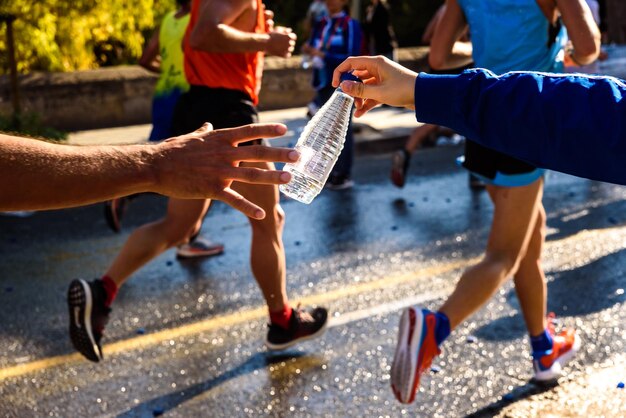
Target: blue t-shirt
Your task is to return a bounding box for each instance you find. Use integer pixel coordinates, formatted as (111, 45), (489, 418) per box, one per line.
(458, 0), (567, 73)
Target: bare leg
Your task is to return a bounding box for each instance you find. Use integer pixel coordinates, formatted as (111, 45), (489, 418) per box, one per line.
(439, 179), (544, 330)
(404, 123), (440, 153)
(105, 198), (210, 287)
(513, 202), (547, 336)
(231, 161), (288, 311)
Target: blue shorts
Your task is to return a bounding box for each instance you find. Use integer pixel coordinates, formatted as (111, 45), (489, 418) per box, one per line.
(148, 89), (185, 142)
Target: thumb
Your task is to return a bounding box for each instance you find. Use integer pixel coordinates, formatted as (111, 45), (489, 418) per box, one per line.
(340, 80), (383, 102)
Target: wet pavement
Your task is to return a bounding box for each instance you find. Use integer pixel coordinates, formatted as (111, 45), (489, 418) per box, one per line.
(1, 145), (625, 417)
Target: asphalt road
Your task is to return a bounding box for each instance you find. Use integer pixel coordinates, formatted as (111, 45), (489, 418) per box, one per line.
(1, 145), (624, 417)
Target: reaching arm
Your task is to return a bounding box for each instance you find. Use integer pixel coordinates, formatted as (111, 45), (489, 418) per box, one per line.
(333, 56), (626, 185)
(428, 0), (473, 70)
(188, 0), (295, 57)
(413, 70), (626, 185)
(0, 124), (299, 218)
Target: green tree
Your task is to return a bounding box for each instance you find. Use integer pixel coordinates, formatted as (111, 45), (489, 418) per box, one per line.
(0, 0), (176, 74)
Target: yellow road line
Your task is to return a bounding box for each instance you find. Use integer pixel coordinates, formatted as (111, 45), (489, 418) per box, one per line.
(0, 257), (474, 381)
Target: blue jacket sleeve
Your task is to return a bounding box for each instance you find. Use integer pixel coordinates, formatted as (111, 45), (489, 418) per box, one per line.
(414, 69), (626, 185)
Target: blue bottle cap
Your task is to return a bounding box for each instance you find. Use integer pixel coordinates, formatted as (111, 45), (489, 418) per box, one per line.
(340, 71), (362, 83)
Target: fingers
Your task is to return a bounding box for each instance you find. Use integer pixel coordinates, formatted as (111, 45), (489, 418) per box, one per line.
(340, 80), (365, 98)
(332, 56), (384, 88)
(218, 188), (266, 220)
(224, 166), (292, 185)
(194, 122), (213, 133)
(210, 123), (288, 145)
(354, 99), (380, 117)
(231, 145), (300, 164)
(264, 10), (274, 31)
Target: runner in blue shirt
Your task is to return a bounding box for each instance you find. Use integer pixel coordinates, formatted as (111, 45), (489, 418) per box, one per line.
(303, 0), (362, 189)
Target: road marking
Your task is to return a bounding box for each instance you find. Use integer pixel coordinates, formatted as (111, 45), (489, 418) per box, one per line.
(328, 291), (450, 328)
(4, 225), (626, 382)
(0, 258), (472, 381)
(3, 225), (626, 382)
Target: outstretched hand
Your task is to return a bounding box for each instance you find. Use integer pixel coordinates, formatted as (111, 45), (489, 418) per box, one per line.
(153, 123), (298, 219)
(332, 56), (418, 117)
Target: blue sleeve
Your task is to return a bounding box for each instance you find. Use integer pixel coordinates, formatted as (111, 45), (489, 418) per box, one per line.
(414, 69), (626, 185)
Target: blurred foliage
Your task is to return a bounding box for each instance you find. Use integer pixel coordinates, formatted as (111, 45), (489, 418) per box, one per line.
(0, 0), (177, 74)
(0, 0), (442, 75)
(265, 0), (443, 48)
(0, 112), (67, 141)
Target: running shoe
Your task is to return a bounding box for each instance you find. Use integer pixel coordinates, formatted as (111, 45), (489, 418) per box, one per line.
(266, 305), (328, 350)
(532, 314), (581, 382)
(390, 149), (411, 188)
(67, 279), (111, 362)
(325, 175), (354, 191)
(391, 307), (441, 404)
(104, 197), (128, 233)
(176, 236), (224, 259)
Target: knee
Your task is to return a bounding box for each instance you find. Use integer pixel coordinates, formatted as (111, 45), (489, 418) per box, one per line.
(483, 251), (520, 281)
(250, 204), (285, 232)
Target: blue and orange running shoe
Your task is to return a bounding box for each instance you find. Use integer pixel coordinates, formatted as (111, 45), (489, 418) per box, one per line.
(532, 314), (581, 382)
(391, 307), (441, 404)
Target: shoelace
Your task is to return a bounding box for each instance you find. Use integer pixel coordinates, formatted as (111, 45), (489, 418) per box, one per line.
(293, 303), (314, 325)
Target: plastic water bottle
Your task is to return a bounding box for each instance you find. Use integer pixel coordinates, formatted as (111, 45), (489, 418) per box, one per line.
(280, 73), (360, 204)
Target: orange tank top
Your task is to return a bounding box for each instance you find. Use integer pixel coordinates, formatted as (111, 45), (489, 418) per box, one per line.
(183, 0), (265, 105)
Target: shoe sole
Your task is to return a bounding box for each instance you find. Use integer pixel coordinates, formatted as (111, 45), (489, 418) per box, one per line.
(176, 247), (224, 259)
(533, 334), (581, 382)
(390, 169), (405, 188)
(325, 182), (355, 191)
(391, 307), (424, 404)
(265, 318), (329, 351)
(390, 152), (406, 188)
(68, 279), (102, 362)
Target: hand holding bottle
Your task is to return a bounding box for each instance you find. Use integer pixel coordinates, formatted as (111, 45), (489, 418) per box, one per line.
(280, 73), (360, 203)
(332, 56), (418, 117)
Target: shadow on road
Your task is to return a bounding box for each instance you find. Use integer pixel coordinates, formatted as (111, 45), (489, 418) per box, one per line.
(546, 198), (626, 243)
(473, 248), (626, 342)
(466, 379), (558, 418)
(117, 351), (319, 417)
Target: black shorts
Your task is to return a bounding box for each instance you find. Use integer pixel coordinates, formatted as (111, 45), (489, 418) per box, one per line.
(427, 65), (544, 186)
(461, 140), (544, 187)
(171, 86), (260, 144)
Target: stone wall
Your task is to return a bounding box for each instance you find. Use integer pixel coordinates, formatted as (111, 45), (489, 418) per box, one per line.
(0, 48), (429, 131)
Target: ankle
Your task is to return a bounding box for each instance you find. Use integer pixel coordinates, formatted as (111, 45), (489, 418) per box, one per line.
(530, 329), (553, 355)
(269, 304), (293, 330)
(434, 311), (451, 346)
(100, 275), (118, 307)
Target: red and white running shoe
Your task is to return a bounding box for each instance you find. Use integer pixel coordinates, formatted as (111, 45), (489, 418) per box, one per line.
(391, 307), (442, 404)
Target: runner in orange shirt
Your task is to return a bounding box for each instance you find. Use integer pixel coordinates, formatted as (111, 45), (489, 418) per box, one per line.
(67, 0), (329, 362)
